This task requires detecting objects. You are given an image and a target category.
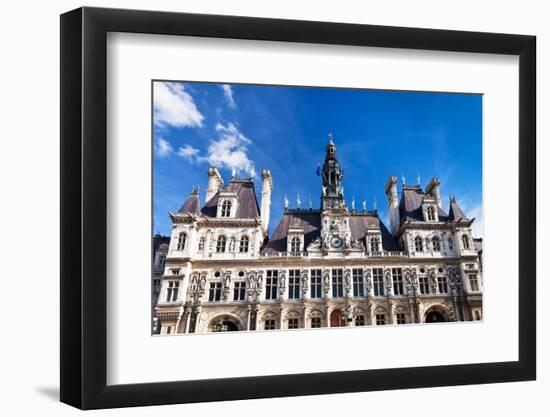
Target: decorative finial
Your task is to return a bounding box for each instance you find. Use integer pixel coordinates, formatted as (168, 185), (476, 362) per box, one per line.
(249, 165), (256, 178)
(284, 194), (289, 209)
(401, 171), (406, 186)
(351, 196), (355, 211)
(362, 199), (367, 210)
(296, 193), (302, 208)
(373, 196), (378, 210)
(417, 172), (421, 186)
(231, 167), (236, 178)
(308, 195), (313, 209)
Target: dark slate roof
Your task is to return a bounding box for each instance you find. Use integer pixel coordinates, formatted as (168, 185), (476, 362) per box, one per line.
(153, 234), (170, 251)
(398, 187), (448, 223)
(178, 191), (201, 215)
(349, 214), (400, 251)
(263, 210), (321, 252)
(448, 197), (468, 221)
(201, 179), (260, 219)
(262, 210), (399, 253)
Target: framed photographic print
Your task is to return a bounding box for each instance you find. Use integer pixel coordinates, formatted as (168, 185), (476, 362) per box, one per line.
(60, 6), (536, 410)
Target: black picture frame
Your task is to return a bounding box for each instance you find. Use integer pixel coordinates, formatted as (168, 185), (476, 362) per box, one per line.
(60, 6), (536, 410)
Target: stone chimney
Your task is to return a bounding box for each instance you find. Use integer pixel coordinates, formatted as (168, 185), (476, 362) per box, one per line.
(425, 177), (442, 207)
(205, 167), (223, 203)
(261, 169), (273, 232)
(385, 176), (399, 235)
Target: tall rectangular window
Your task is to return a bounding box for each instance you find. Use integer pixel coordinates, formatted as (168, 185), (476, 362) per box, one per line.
(166, 281), (179, 302)
(311, 317), (322, 328)
(265, 270), (278, 300)
(376, 314), (386, 325)
(208, 282), (222, 302)
(288, 269), (301, 299)
(332, 269), (344, 298)
(469, 274), (479, 291)
(373, 268), (384, 296)
(233, 281), (246, 301)
(264, 319), (276, 330)
(419, 277), (430, 294)
(396, 313), (406, 324)
(392, 268), (404, 295)
(352, 268), (364, 297)
(288, 318), (299, 329)
(310, 269), (322, 298)
(437, 277), (449, 293)
(355, 315), (366, 326)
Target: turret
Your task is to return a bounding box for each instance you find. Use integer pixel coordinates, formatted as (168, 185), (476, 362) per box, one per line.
(321, 134), (345, 210)
(385, 176), (399, 235)
(261, 169), (273, 232)
(205, 167), (223, 202)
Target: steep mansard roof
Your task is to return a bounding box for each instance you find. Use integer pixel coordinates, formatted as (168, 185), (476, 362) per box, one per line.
(263, 210), (321, 252)
(448, 196), (468, 221)
(178, 191), (201, 215)
(398, 186), (468, 224)
(262, 210), (399, 253)
(178, 179), (260, 219)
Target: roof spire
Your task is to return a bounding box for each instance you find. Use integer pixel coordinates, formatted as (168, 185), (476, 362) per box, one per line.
(284, 194), (289, 209)
(373, 196), (378, 210)
(362, 199), (367, 210)
(308, 195), (313, 209)
(296, 193), (302, 208)
(417, 172), (421, 186)
(401, 171), (406, 187)
(351, 196), (355, 211)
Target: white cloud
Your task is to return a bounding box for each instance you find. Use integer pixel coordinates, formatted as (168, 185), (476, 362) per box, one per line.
(201, 123), (253, 173)
(220, 84), (236, 108)
(177, 144), (200, 161)
(153, 82), (204, 128)
(154, 137), (173, 158)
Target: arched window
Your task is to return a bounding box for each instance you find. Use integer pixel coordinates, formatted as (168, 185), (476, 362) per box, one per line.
(176, 232), (187, 250)
(221, 200), (232, 217)
(370, 237), (380, 252)
(414, 236), (423, 252)
(432, 236), (441, 252)
(198, 237), (205, 251)
(239, 235), (249, 253)
(426, 206), (436, 221)
(447, 237), (454, 250)
(290, 237), (300, 253)
(462, 234), (470, 250)
(216, 235), (227, 253)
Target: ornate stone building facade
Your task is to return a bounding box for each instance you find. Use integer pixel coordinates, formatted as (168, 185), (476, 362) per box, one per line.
(154, 138), (483, 335)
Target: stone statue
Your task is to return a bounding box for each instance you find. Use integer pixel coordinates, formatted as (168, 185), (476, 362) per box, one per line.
(199, 276), (206, 290)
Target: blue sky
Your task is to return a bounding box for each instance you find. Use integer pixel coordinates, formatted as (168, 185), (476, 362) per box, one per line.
(153, 81), (483, 238)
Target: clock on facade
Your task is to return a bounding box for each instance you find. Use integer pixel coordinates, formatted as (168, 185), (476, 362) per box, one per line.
(330, 235), (343, 248)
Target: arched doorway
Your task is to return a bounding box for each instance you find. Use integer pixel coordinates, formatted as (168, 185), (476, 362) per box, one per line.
(208, 315), (243, 332)
(425, 311), (446, 323)
(330, 309), (344, 327)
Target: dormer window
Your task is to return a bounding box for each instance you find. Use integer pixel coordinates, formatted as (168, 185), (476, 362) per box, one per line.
(221, 200), (232, 217)
(371, 237), (380, 252)
(290, 236), (300, 253)
(176, 232), (187, 250)
(426, 206), (436, 221)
